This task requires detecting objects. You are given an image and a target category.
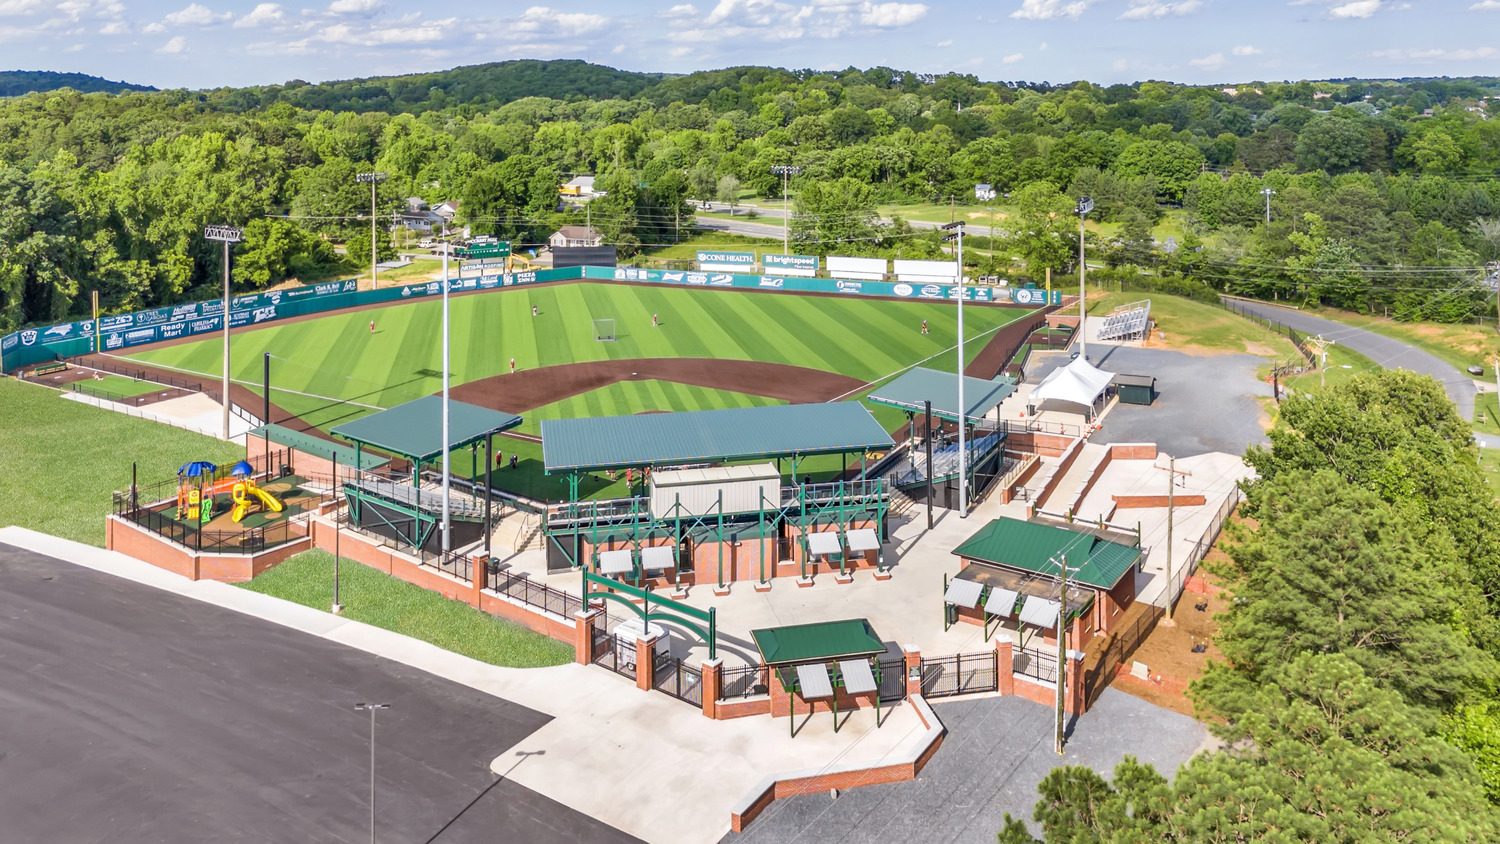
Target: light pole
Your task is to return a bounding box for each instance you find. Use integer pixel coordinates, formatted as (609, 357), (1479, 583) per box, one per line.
(942, 221), (967, 517)
(770, 165), (802, 255)
(354, 703), (390, 844)
(441, 229), (451, 555)
(1076, 197), (1094, 360)
(1260, 187), (1276, 224)
(356, 172), (387, 289)
(204, 224), (244, 440)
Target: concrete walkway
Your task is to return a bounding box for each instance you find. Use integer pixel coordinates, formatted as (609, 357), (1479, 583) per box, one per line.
(1225, 299), (1476, 420)
(0, 526), (932, 844)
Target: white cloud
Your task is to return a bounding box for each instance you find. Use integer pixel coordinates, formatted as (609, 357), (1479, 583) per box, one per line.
(1010, 0), (1091, 20)
(235, 3), (285, 27)
(1119, 0), (1200, 19)
(935, 37), (951, 45)
(157, 34), (188, 52)
(513, 6), (609, 36)
(1329, 0), (1381, 18)
(165, 4), (232, 26)
(142, 21), (166, 32)
(0, 0), (47, 15)
(1232, 44), (1262, 55)
(99, 19), (129, 33)
(1370, 45), (1497, 61)
(1189, 51), (1226, 70)
(659, 3), (698, 16)
(861, 1), (926, 27)
(1002, 52), (1023, 63)
(326, 0), (383, 15)
(299, 15), (455, 46)
(1470, 0), (1500, 8)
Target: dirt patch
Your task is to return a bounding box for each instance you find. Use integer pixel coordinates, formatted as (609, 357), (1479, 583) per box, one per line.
(1240, 340), (1284, 358)
(450, 358), (864, 414)
(1111, 573), (1230, 719)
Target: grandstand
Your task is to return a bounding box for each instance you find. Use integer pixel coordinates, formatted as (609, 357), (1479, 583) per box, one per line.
(1096, 300), (1152, 342)
(888, 433), (1003, 491)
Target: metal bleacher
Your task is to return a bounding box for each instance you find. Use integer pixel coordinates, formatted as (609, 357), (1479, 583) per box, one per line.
(347, 477), (485, 520)
(1096, 300), (1152, 342)
(889, 433), (1002, 489)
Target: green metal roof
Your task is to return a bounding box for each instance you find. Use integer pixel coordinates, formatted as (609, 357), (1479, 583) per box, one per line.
(867, 367), (1016, 423)
(249, 423), (390, 470)
(541, 402), (894, 473)
(751, 618), (887, 667)
(330, 396), (522, 463)
(951, 517), (1141, 590)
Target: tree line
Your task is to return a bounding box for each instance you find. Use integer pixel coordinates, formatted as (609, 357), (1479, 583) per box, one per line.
(1, 62), (1498, 330)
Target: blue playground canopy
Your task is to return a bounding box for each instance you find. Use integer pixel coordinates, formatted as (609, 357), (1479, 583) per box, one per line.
(178, 461), (218, 477)
(230, 461), (255, 476)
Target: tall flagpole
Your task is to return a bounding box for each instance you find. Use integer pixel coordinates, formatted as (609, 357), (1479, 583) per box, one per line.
(441, 238), (451, 553)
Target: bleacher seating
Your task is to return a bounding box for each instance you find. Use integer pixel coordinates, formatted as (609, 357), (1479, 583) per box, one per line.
(1096, 300), (1152, 341)
(890, 433), (1002, 489)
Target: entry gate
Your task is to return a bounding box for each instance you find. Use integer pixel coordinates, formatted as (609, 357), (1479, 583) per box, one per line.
(653, 651), (704, 706)
(592, 622), (636, 680)
(920, 651), (998, 698)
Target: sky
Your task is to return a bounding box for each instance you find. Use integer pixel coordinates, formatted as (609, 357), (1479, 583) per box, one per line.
(4, 0), (1498, 90)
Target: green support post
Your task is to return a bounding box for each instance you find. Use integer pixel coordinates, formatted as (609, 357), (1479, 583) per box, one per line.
(567, 472), (581, 503)
(674, 493), (684, 590)
(837, 480), (847, 579)
(757, 491), (767, 586)
(716, 490), (725, 591)
(798, 479), (809, 581)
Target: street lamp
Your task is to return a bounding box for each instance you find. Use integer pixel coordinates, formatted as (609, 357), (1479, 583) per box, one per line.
(354, 703), (391, 844)
(1260, 187), (1276, 224)
(1076, 197), (1094, 360)
(942, 221), (968, 518)
(770, 165), (802, 256)
(204, 224), (244, 440)
(356, 173), (387, 289)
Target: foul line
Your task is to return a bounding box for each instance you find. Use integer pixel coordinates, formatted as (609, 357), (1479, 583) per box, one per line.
(97, 353), (387, 412)
(827, 322), (1008, 403)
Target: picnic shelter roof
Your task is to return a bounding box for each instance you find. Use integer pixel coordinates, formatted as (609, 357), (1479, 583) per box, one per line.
(330, 396), (522, 463)
(951, 517), (1141, 590)
(541, 402), (894, 473)
(867, 367), (1016, 423)
(751, 618), (887, 667)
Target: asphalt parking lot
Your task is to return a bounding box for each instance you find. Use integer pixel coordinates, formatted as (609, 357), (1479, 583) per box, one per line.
(0, 542), (640, 844)
(723, 688), (1208, 844)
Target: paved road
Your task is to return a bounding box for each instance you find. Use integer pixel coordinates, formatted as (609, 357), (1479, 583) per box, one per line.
(0, 543), (640, 844)
(695, 208), (1001, 240)
(1225, 299), (1476, 420)
(723, 689), (1207, 844)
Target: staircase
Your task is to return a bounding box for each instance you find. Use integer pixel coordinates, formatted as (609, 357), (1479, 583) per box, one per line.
(512, 511), (544, 553)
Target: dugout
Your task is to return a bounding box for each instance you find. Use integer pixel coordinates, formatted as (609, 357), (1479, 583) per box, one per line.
(752, 618), (893, 734)
(867, 367), (1016, 507)
(540, 402), (895, 589)
(330, 396), (522, 556)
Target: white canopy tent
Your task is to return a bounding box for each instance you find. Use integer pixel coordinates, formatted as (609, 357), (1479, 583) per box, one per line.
(1028, 356), (1116, 409)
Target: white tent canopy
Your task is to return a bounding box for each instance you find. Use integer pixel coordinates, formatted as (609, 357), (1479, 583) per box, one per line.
(1029, 357), (1116, 408)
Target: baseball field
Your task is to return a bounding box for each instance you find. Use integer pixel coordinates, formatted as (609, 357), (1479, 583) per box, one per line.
(119, 281), (1033, 500)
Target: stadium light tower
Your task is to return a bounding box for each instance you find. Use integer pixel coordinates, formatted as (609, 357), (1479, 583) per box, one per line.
(942, 221), (968, 518)
(1076, 197), (1094, 360)
(441, 224), (452, 555)
(204, 224), (244, 440)
(770, 165), (802, 255)
(356, 172), (387, 289)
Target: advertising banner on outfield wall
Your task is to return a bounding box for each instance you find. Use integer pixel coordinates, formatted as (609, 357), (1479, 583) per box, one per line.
(762, 254), (818, 276)
(596, 265), (1013, 304)
(696, 251), (756, 273)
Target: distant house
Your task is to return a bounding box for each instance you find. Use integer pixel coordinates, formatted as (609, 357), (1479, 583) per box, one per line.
(432, 200), (460, 221)
(1221, 87), (1238, 97)
(559, 175), (596, 197)
(1313, 92), (1333, 101)
(548, 226), (602, 248)
(405, 197), (428, 212)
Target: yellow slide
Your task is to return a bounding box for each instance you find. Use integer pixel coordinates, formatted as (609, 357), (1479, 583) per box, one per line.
(230, 481), (285, 523)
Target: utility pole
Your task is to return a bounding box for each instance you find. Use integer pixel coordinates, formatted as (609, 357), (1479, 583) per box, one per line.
(771, 165), (802, 255)
(942, 221), (967, 517)
(1052, 553), (1079, 755)
(1155, 457), (1192, 622)
(441, 231), (452, 555)
(925, 400), (934, 530)
(353, 703), (390, 844)
(204, 224), (244, 440)
(356, 172), (387, 289)
(1261, 187), (1276, 225)
(1077, 197), (1094, 360)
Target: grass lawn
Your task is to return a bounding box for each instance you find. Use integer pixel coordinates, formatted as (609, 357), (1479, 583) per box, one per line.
(1277, 342), (1382, 397)
(238, 549), (573, 668)
(0, 378), (242, 546)
(1311, 308), (1500, 377)
(1088, 291), (1300, 358)
(1472, 392), (1500, 437)
(1478, 447), (1500, 497)
(639, 232), (784, 263)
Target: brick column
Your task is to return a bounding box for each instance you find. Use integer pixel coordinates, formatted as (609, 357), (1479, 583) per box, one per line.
(903, 644), (922, 699)
(996, 638), (1014, 696)
(573, 608), (601, 665)
(701, 658), (722, 719)
(1065, 650), (1086, 715)
(635, 635), (657, 691)
(470, 553), (487, 608)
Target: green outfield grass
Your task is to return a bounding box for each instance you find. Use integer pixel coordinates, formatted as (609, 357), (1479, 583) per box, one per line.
(0, 378), (242, 545)
(123, 282), (1029, 500)
(238, 549), (573, 668)
(512, 379), (782, 436)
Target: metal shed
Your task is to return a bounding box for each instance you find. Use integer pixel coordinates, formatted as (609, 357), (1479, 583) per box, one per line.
(1111, 374), (1156, 406)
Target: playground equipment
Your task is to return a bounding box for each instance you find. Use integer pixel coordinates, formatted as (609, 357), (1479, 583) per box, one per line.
(175, 460), (284, 524)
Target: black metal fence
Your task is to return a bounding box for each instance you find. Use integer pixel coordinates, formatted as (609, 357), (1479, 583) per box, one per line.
(722, 664), (770, 698)
(1081, 604), (1164, 709)
(878, 657), (907, 703)
(68, 354), (206, 392)
(488, 569), (591, 619)
(653, 652), (704, 706)
(920, 651), (999, 698)
(68, 379), (191, 408)
(1015, 646), (1059, 684)
(592, 624), (636, 679)
(1218, 298), (1317, 368)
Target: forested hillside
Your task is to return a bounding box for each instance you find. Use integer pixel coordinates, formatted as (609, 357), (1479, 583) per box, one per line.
(1, 61), (1498, 330)
(0, 71), (154, 97)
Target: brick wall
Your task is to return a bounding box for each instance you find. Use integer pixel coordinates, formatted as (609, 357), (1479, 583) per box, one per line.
(106, 514), (311, 582)
(1111, 494), (1207, 510)
(1007, 431), (1076, 458)
(1107, 443), (1157, 460)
